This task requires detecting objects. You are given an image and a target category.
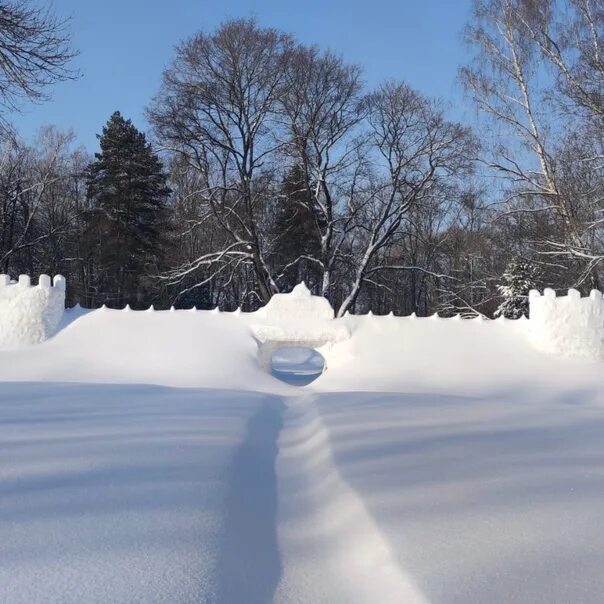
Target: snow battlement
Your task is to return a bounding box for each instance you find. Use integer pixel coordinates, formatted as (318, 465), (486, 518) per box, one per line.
(529, 288), (604, 360)
(0, 274), (66, 347)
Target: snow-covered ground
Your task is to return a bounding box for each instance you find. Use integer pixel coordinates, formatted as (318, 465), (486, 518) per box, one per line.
(1, 307), (604, 602)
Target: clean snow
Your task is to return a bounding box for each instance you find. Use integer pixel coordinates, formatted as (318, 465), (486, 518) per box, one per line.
(0, 306), (603, 603)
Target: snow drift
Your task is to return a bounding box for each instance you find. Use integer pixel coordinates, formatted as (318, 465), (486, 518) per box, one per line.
(2, 276), (604, 367)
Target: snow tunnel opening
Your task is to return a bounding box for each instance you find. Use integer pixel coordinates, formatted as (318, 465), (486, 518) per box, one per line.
(270, 346), (325, 386)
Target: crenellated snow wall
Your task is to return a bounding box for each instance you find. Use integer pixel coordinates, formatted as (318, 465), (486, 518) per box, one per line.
(0, 274), (66, 347)
(1, 274), (603, 366)
(529, 288), (604, 360)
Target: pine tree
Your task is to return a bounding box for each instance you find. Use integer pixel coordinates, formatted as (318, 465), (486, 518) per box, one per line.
(272, 164), (322, 291)
(494, 259), (539, 319)
(85, 111), (170, 308)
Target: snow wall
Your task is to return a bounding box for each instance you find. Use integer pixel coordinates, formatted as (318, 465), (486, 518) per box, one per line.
(529, 288), (604, 360)
(2, 274), (603, 366)
(0, 274), (66, 347)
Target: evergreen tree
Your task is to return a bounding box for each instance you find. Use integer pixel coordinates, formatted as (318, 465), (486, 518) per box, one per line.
(85, 112), (170, 308)
(272, 164), (322, 291)
(494, 259), (539, 319)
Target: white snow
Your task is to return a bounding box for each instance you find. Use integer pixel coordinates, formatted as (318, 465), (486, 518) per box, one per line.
(529, 288), (604, 360)
(258, 282), (335, 322)
(1, 284), (604, 603)
(0, 274), (65, 348)
(0, 384), (282, 604)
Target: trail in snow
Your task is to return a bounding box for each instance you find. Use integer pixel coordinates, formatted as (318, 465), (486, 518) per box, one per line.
(275, 394), (427, 604)
(216, 400), (283, 604)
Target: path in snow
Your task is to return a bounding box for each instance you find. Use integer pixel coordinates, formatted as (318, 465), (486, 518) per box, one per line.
(275, 394), (427, 604)
(216, 400), (283, 604)
(4, 377), (604, 602)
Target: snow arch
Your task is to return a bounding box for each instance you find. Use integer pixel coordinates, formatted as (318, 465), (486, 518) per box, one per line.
(251, 283), (350, 372)
(0, 274), (66, 347)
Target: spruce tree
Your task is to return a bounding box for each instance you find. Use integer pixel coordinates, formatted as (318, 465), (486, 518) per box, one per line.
(494, 259), (539, 319)
(85, 112), (170, 308)
(272, 164), (321, 291)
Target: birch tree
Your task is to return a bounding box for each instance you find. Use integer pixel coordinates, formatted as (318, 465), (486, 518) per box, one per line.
(462, 0), (602, 288)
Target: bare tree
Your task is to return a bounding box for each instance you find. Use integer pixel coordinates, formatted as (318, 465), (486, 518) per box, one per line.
(148, 19), (293, 304)
(0, 127), (83, 275)
(337, 82), (474, 316)
(0, 1), (77, 121)
(461, 0), (602, 288)
(280, 46), (365, 301)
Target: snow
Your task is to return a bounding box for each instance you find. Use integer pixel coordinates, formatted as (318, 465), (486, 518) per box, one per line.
(0, 306), (278, 391)
(307, 389), (604, 603)
(0, 383), (282, 603)
(258, 282), (334, 322)
(0, 274), (65, 348)
(529, 288), (604, 360)
(1, 284), (604, 602)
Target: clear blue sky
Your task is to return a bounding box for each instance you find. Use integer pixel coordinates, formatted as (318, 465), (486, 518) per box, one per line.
(14, 0), (474, 151)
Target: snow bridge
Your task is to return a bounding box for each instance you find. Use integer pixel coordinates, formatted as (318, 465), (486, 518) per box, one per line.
(250, 283), (350, 372)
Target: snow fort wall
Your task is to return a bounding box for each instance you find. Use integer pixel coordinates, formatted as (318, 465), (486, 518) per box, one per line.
(529, 288), (604, 360)
(0, 274), (66, 347)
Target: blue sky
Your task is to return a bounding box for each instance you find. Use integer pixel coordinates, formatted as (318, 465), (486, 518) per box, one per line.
(14, 0), (474, 151)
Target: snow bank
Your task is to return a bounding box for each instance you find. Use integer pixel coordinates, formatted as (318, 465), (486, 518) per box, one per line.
(0, 274), (65, 348)
(529, 288), (604, 360)
(0, 306), (286, 391)
(316, 313), (603, 394)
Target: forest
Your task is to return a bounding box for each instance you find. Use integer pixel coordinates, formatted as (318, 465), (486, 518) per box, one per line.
(1, 0), (603, 317)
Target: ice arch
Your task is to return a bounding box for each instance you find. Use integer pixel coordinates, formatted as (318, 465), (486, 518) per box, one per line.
(251, 283), (350, 373)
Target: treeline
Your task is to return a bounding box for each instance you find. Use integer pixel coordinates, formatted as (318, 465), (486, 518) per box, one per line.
(1, 0), (603, 316)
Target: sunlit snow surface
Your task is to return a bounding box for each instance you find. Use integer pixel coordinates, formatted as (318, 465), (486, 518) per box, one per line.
(1, 307), (604, 603)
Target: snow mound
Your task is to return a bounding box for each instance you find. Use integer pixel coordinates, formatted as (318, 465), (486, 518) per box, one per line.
(0, 274), (65, 348)
(317, 313), (603, 394)
(258, 282), (334, 322)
